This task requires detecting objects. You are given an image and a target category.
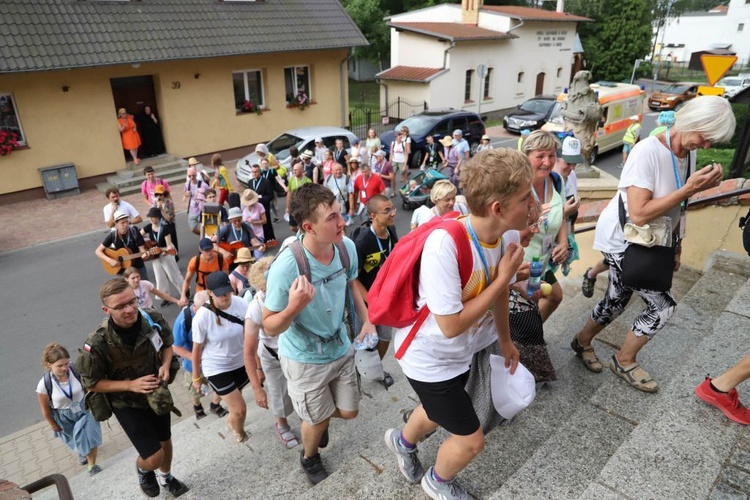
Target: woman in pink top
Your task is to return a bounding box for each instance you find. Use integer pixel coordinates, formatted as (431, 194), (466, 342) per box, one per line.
(123, 267), (182, 309)
(241, 190), (266, 259)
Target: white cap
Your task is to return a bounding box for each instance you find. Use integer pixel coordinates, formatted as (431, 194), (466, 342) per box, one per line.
(489, 354), (536, 419)
(355, 349), (384, 381)
(255, 143), (268, 155)
(561, 136), (584, 164)
(113, 210), (129, 222)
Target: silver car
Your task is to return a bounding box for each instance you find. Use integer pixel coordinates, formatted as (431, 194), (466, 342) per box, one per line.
(235, 126), (357, 186)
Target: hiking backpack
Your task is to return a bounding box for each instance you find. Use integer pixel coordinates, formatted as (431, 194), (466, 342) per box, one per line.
(366, 211), (473, 359)
(43, 363), (83, 408)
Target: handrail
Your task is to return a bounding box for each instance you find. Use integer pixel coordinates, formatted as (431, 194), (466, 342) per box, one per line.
(687, 186), (750, 209)
(21, 473), (74, 500)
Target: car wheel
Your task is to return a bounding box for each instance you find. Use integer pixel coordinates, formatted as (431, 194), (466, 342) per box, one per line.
(410, 150), (423, 170)
(648, 106), (657, 111)
(675, 102), (685, 111)
(589, 146), (599, 165)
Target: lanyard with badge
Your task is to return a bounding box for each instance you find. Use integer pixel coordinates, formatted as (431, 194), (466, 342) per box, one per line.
(665, 127), (690, 239)
(53, 373), (82, 412)
(360, 176), (370, 201)
(370, 227), (392, 257)
(466, 217), (493, 288)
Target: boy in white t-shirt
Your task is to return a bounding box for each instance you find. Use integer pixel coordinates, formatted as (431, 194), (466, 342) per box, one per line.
(385, 148), (534, 499)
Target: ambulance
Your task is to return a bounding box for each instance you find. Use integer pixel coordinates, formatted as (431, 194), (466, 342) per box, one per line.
(542, 82), (645, 163)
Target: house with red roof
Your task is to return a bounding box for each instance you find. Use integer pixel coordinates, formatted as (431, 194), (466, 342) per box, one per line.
(377, 1), (590, 116)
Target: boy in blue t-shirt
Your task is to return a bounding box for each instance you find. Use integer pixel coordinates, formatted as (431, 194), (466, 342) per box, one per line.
(263, 183), (374, 485)
(171, 291), (227, 420)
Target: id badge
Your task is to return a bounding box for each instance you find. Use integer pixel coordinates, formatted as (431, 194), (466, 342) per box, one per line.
(149, 331), (163, 351)
(71, 401), (82, 414)
(360, 191), (367, 201)
(542, 234), (556, 257)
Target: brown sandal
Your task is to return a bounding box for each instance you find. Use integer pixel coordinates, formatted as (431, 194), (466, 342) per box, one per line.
(609, 355), (658, 393)
(571, 336), (603, 373)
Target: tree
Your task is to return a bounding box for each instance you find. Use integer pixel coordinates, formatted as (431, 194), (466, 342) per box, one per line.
(342, 0), (392, 67)
(566, 0), (653, 81)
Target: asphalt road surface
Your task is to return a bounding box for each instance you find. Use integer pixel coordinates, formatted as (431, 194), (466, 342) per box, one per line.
(0, 114), (665, 436)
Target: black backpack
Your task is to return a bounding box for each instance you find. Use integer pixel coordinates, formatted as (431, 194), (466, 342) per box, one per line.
(741, 209), (750, 257)
(43, 363), (83, 408)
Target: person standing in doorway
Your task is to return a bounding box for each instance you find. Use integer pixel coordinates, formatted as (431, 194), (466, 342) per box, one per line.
(118, 108), (141, 165)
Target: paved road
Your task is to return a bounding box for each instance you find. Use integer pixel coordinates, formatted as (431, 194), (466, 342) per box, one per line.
(0, 197), (418, 437)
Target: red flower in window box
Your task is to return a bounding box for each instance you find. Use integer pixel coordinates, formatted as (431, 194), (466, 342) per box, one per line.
(0, 130), (19, 156)
(241, 100), (263, 115)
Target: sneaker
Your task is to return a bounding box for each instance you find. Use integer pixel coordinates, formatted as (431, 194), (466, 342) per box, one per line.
(136, 465), (160, 498)
(162, 475), (190, 497)
(159, 299), (171, 308)
(581, 267), (596, 298)
(695, 377), (750, 425)
(194, 404), (207, 420)
(210, 402), (228, 418)
(421, 467), (474, 500)
(273, 217), (280, 224)
(382, 371), (395, 389)
(384, 428), (424, 484)
(300, 451), (328, 485)
(78, 454), (88, 466)
(87, 464), (102, 476)
(318, 426), (329, 448)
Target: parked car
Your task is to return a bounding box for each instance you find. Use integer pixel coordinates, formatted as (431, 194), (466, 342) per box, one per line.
(648, 82), (700, 111)
(717, 75), (750, 99)
(380, 109), (485, 169)
(235, 126), (357, 187)
(503, 96), (560, 134)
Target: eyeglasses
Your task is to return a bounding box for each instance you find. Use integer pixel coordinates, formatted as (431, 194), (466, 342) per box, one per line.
(106, 297), (138, 312)
(373, 207), (397, 215)
(154, 194), (164, 197)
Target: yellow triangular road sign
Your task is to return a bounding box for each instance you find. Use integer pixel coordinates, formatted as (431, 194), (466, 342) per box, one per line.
(700, 54), (738, 86)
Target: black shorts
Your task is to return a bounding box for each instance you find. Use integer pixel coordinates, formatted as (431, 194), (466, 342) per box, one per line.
(543, 269), (557, 285)
(406, 371), (480, 436)
(207, 366), (249, 396)
(113, 407), (171, 460)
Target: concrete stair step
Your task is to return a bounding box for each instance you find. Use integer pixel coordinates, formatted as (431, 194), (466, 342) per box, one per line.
(580, 256), (750, 499)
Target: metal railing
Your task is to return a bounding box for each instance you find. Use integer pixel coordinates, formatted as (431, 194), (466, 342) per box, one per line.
(21, 474), (73, 500)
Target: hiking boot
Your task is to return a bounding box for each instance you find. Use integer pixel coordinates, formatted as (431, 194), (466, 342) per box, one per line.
(385, 428), (424, 484)
(421, 467), (474, 500)
(194, 404), (207, 420)
(136, 465), (160, 498)
(318, 426), (329, 448)
(210, 402), (228, 418)
(581, 267), (596, 298)
(161, 475), (190, 497)
(300, 451), (328, 485)
(695, 377), (750, 425)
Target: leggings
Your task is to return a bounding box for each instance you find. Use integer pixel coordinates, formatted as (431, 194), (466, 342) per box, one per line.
(591, 252), (676, 339)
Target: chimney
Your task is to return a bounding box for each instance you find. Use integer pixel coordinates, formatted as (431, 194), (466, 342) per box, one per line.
(462, 0), (483, 25)
(556, 0), (564, 12)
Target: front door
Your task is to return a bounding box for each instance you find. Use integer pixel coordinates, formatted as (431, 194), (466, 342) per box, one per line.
(110, 75), (165, 159)
(535, 73), (545, 96)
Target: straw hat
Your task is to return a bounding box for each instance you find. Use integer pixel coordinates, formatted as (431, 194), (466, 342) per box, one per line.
(439, 135), (453, 147)
(241, 189), (259, 206)
(234, 247), (254, 265)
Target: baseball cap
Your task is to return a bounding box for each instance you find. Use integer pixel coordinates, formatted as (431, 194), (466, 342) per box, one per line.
(453, 129), (463, 136)
(199, 238), (214, 251)
(561, 136), (584, 164)
(206, 271), (233, 296)
(154, 185), (166, 194)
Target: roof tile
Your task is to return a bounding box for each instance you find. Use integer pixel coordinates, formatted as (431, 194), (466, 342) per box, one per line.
(377, 65), (445, 82)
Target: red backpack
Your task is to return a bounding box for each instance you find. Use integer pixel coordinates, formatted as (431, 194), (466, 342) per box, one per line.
(367, 211), (473, 360)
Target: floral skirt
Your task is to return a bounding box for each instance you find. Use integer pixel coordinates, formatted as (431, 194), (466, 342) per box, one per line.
(509, 289), (556, 383)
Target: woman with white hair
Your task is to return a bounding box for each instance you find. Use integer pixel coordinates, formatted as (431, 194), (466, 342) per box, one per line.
(572, 96), (735, 392)
(409, 179), (468, 229)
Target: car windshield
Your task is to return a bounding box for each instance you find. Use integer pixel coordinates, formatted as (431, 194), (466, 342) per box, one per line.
(520, 99), (554, 114)
(394, 115), (441, 136)
(266, 133), (302, 161)
(719, 78), (741, 87)
(660, 85), (690, 94)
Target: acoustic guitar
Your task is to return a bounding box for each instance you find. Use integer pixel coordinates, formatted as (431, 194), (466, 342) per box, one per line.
(100, 247), (159, 275)
(217, 241), (263, 266)
(143, 240), (178, 260)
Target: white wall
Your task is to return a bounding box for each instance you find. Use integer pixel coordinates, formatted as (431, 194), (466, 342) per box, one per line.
(389, 4), (460, 23)
(392, 31), (448, 68)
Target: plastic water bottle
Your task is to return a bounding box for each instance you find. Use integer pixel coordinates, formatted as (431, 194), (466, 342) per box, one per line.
(527, 256), (543, 297)
(200, 383), (211, 397)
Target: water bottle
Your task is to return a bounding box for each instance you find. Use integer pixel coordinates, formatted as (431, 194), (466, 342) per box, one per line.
(200, 383), (211, 397)
(527, 256), (543, 297)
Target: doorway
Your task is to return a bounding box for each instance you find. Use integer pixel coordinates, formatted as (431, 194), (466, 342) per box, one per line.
(535, 72), (545, 96)
(110, 75), (165, 159)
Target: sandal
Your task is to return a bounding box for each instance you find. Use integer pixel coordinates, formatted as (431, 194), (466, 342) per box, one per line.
(609, 355), (658, 393)
(210, 402), (229, 418)
(275, 423), (299, 449)
(571, 336), (603, 373)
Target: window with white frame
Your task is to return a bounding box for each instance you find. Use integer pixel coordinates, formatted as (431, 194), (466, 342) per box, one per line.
(739, 23), (745, 32)
(517, 72), (524, 83)
(232, 70), (265, 112)
(464, 70), (473, 102)
(284, 66), (311, 104)
(483, 68), (493, 99)
(557, 67), (563, 78)
(0, 93), (26, 146)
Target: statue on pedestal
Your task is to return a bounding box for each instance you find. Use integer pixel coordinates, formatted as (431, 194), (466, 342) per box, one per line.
(559, 70), (602, 177)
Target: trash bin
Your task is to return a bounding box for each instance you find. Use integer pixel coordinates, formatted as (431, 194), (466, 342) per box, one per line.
(38, 163), (80, 200)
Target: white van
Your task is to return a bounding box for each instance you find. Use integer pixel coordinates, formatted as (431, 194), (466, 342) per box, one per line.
(542, 82), (645, 163)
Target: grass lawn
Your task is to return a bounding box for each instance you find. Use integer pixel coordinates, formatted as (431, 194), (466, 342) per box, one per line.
(697, 148), (736, 177)
(349, 79), (380, 110)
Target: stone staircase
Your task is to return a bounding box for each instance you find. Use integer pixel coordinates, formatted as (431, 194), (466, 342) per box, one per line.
(42, 252), (750, 499)
(95, 155), (215, 197)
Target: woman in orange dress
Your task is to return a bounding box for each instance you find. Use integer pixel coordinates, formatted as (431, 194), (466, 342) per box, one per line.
(117, 108), (141, 165)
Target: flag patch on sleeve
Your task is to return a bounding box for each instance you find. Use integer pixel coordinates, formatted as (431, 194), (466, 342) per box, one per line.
(83, 343), (92, 352)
